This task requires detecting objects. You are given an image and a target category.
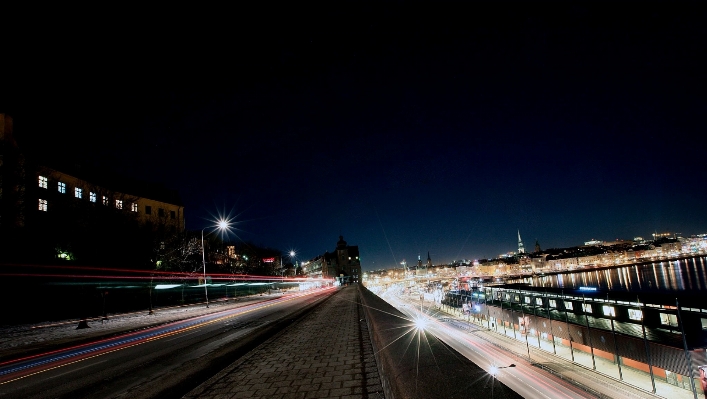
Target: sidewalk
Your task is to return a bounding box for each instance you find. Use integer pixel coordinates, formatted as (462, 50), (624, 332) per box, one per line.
(183, 285), (385, 399)
(428, 298), (704, 399)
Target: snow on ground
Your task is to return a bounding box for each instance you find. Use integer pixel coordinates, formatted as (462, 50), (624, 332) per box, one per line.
(0, 295), (274, 356)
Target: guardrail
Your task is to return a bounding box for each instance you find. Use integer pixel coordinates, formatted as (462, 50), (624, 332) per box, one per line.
(423, 298), (666, 399)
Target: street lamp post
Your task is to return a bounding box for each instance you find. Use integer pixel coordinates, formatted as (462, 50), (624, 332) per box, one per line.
(201, 227), (209, 307)
(283, 250), (296, 278)
(202, 219), (230, 308)
(289, 250), (296, 276)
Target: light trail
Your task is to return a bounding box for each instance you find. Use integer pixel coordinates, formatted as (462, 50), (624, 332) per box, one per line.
(0, 263), (334, 283)
(0, 287), (336, 385)
(30, 296), (241, 329)
(380, 289), (598, 399)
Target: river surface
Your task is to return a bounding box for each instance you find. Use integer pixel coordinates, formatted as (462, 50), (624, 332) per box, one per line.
(507, 255), (707, 294)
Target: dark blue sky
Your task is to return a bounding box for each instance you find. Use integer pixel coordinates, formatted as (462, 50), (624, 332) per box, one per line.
(3, 2), (706, 270)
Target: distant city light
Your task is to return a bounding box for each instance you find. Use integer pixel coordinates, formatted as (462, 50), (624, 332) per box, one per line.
(579, 286), (597, 291)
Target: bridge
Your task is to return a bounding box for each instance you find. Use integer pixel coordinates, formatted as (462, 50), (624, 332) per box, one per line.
(1, 263), (701, 398)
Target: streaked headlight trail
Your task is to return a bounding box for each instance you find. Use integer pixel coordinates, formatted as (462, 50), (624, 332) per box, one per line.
(0, 287), (335, 385)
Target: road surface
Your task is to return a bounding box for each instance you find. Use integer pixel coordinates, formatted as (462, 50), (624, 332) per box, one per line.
(0, 287), (336, 398)
(382, 290), (601, 399)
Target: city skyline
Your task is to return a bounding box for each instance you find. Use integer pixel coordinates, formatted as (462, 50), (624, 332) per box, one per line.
(357, 228), (705, 270)
(2, 2), (706, 271)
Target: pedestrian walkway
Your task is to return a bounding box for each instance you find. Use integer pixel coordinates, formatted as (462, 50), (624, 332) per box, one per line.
(183, 285), (385, 399)
(429, 298), (704, 399)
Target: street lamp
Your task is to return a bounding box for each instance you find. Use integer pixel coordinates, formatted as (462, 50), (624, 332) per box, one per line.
(289, 250), (296, 276)
(202, 219), (230, 308)
(489, 364), (515, 398)
(489, 363), (515, 376)
(282, 250), (296, 277)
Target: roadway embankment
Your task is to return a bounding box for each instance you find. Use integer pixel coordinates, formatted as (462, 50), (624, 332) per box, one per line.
(358, 283), (522, 399)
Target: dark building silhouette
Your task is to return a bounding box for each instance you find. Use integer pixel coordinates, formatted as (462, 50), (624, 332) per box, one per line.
(322, 235), (361, 284)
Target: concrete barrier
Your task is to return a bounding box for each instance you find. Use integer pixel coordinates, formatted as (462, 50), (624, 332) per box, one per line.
(358, 284), (522, 399)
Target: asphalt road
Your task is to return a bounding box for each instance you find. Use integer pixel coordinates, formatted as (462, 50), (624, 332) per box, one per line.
(0, 288), (336, 399)
(382, 290), (599, 399)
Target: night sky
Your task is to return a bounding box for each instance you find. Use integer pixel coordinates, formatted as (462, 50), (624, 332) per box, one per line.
(3, 2), (706, 270)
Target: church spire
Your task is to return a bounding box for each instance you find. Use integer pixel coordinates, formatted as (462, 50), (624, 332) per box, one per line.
(517, 229), (525, 254)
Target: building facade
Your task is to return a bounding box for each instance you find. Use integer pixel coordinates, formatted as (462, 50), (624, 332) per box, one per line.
(322, 235), (361, 283)
(0, 113), (184, 264)
(445, 285), (707, 395)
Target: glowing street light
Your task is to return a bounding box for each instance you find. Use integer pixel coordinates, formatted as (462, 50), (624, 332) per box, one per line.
(488, 364), (515, 376)
(202, 218), (231, 308)
(413, 315), (428, 331)
(289, 250), (296, 276)
(282, 250), (296, 277)
(489, 363), (515, 399)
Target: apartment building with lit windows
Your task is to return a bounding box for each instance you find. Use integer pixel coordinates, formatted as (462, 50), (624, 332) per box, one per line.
(1, 113), (184, 263)
(33, 164), (184, 231)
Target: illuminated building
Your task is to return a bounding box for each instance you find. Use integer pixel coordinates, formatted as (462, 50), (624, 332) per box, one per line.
(0, 113), (184, 263)
(445, 284), (707, 394)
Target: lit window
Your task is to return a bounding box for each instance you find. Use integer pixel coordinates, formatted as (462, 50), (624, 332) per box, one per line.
(58, 182), (66, 194)
(536, 298), (543, 306)
(115, 199), (122, 209)
(565, 301), (574, 310)
(39, 176), (48, 188)
(602, 305), (616, 317)
(549, 299), (557, 308)
(628, 309), (643, 321)
(103, 196), (108, 205)
(660, 313), (678, 326)
(701, 319), (707, 330)
(524, 297), (530, 304)
(39, 199), (47, 211)
(90, 192), (96, 202)
(132, 203), (138, 212)
(75, 187), (82, 198)
(582, 303), (592, 313)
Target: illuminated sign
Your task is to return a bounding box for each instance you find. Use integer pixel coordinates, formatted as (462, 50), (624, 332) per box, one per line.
(263, 257), (275, 263)
(579, 286), (597, 291)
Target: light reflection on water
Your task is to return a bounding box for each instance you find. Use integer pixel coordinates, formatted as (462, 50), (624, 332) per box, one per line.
(511, 256), (707, 293)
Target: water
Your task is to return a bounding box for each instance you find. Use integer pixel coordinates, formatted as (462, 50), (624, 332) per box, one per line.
(510, 256), (707, 294)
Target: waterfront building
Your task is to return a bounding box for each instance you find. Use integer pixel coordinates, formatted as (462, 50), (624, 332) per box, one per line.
(445, 256), (707, 396)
